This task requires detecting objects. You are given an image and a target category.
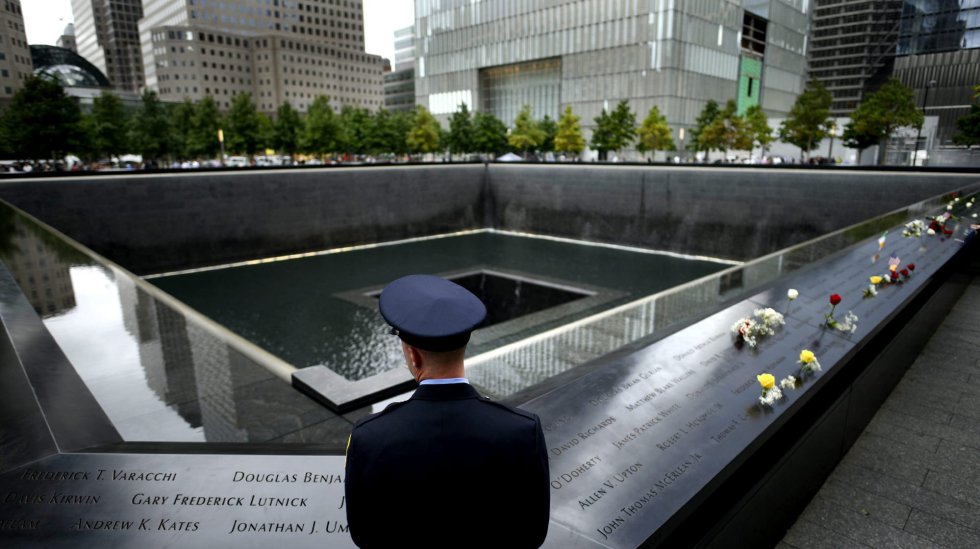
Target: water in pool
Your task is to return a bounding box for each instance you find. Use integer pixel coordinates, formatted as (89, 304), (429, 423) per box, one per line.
(149, 232), (727, 381)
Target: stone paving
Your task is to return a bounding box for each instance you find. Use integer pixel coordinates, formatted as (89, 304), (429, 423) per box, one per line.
(780, 274), (980, 549)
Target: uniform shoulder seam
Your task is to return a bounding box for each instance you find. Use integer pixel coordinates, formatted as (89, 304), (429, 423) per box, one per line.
(353, 400), (408, 428)
(480, 399), (538, 422)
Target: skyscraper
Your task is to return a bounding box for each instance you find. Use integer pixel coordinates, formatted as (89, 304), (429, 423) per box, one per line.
(893, 0), (980, 147)
(138, 0), (384, 114)
(806, 0), (904, 116)
(413, 0), (811, 148)
(0, 0), (32, 108)
(385, 25), (415, 113)
(70, 0), (144, 92)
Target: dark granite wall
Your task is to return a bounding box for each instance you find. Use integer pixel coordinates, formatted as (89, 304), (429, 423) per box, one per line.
(0, 165), (488, 274)
(488, 165), (979, 261)
(0, 164), (974, 274)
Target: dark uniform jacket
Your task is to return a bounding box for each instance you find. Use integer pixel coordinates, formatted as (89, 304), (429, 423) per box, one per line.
(345, 382), (550, 548)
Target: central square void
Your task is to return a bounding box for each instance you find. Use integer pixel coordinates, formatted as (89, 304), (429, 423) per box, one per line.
(367, 270), (591, 328)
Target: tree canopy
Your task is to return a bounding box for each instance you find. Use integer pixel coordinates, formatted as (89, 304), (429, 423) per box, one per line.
(274, 102), (303, 157)
(508, 104), (546, 154)
(446, 103), (474, 158)
(472, 110), (508, 157)
(406, 106), (441, 155)
(743, 104), (773, 157)
(130, 90), (172, 166)
(554, 106), (585, 157)
(699, 100), (751, 155)
(844, 78), (923, 164)
(689, 100), (720, 155)
(590, 100), (636, 159)
(779, 81), (833, 161)
(302, 95), (340, 158)
(87, 91), (129, 161)
(1, 76), (84, 161)
(636, 105), (675, 159)
(224, 93), (267, 159)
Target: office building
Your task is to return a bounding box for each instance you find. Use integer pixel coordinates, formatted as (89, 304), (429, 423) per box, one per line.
(807, 0), (903, 116)
(385, 25), (415, 113)
(892, 0), (980, 147)
(58, 23), (78, 53)
(0, 0), (31, 108)
(70, 0), (144, 92)
(413, 0), (811, 150)
(138, 0), (384, 114)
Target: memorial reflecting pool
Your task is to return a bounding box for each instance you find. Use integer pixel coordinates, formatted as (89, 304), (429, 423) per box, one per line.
(149, 232), (728, 381)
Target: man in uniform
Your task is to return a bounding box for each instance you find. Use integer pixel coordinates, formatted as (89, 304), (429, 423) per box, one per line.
(344, 274), (550, 548)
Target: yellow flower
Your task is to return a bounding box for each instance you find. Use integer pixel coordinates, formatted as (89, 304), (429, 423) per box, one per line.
(869, 276), (882, 285)
(799, 350), (816, 364)
(757, 373), (775, 390)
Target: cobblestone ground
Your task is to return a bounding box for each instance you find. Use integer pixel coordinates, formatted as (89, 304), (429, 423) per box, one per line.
(780, 274), (980, 549)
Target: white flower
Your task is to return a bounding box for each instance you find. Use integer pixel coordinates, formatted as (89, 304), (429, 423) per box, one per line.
(780, 376), (796, 389)
(955, 197), (961, 202)
(835, 311), (859, 334)
(973, 213), (978, 218)
(927, 228), (936, 235)
(947, 205), (954, 210)
(759, 386), (783, 407)
(787, 288), (799, 300)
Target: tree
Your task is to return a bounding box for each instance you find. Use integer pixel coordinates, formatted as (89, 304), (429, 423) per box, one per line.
(952, 85), (980, 147)
(274, 102), (303, 158)
(303, 95), (340, 158)
(554, 106), (585, 158)
(190, 96), (222, 159)
(130, 89), (172, 167)
(743, 104), (774, 158)
(86, 91), (129, 161)
(508, 104), (546, 156)
(224, 93), (265, 159)
(779, 81), (832, 162)
(1, 76), (84, 161)
(699, 100), (751, 158)
(689, 100), (720, 157)
(636, 105), (675, 160)
(446, 103), (474, 160)
(538, 115), (557, 153)
(169, 99), (196, 161)
(590, 100), (636, 160)
(338, 105), (372, 158)
(953, 104), (980, 147)
(472, 111), (508, 158)
(844, 78), (923, 165)
(406, 105), (441, 156)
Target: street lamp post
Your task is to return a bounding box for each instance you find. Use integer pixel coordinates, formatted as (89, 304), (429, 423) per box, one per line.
(911, 79), (937, 167)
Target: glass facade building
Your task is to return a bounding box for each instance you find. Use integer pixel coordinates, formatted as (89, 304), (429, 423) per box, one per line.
(807, 1), (903, 116)
(413, 0), (811, 150)
(893, 0), (980, 146)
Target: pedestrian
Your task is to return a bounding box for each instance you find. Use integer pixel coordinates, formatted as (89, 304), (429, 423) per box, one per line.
(345, 274), (551, 548)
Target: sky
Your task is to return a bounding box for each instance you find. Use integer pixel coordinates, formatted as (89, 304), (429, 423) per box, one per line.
(22, 0), (414, 62)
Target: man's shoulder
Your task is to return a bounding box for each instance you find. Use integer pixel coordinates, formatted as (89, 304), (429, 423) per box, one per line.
(477, 397), (541, 425)
(351, 399), (410, 430)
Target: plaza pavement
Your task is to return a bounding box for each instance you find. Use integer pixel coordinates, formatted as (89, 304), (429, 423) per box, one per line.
(779, 269), (980, 548)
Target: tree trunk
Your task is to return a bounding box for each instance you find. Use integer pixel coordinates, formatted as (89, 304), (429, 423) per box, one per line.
(876, 138), (887, 165)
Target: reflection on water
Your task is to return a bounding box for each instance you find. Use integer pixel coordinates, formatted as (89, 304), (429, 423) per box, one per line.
(149, 233), (729, 382)
(0, 202), (334, 442)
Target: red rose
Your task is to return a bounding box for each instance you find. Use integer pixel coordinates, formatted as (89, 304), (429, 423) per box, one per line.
(829, 294), (842, 305)
(907, 263), (916, 271)
(901, 268), (909, 277)
(891, 271), (899, 281)
(929, 221), (941, 231)
(944, 228), (953, 235)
